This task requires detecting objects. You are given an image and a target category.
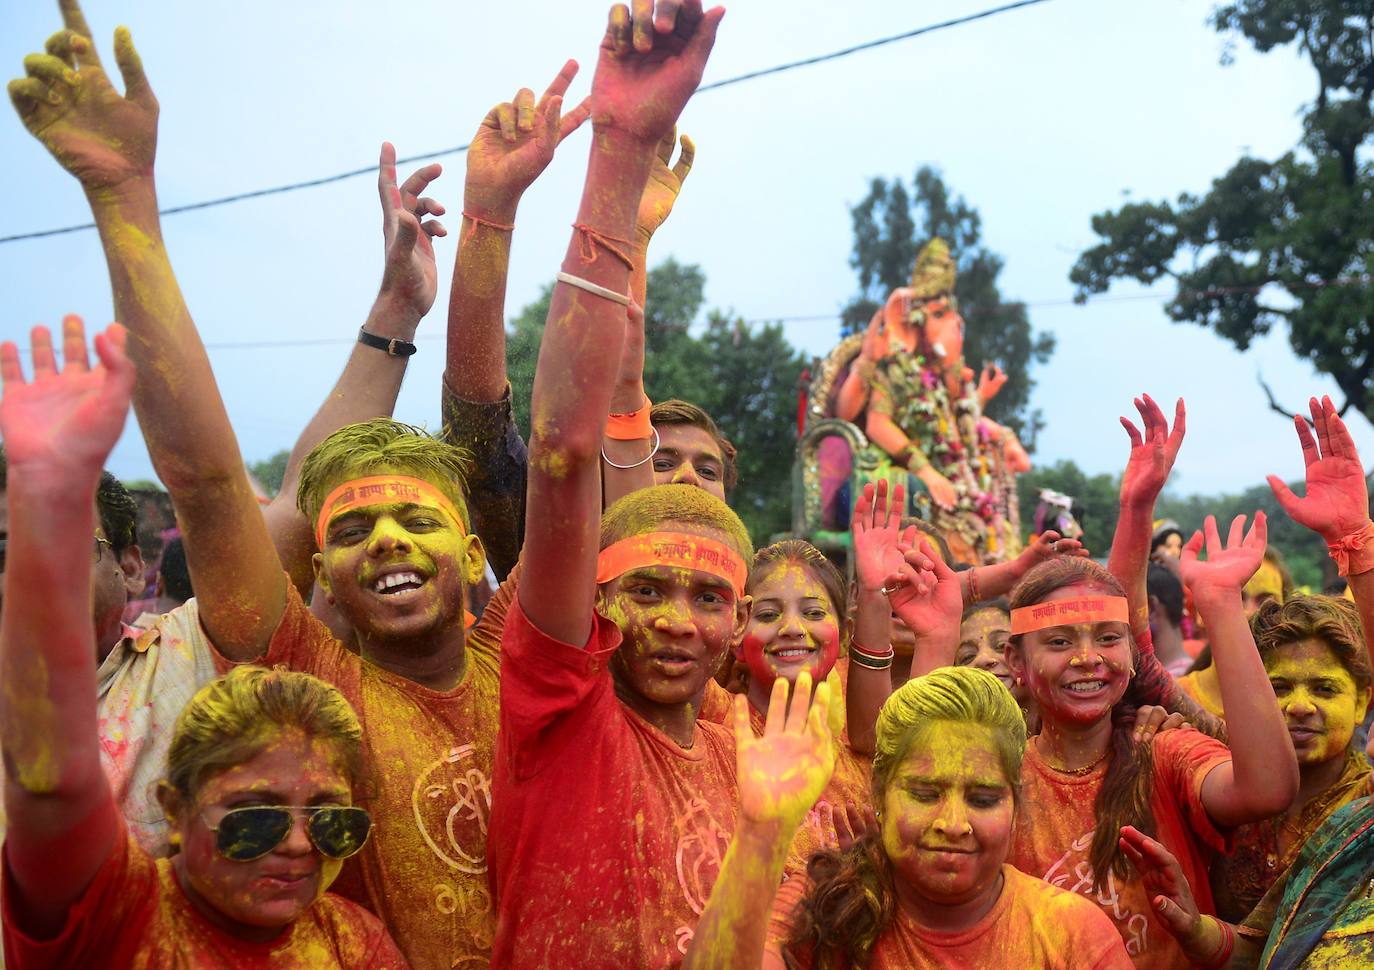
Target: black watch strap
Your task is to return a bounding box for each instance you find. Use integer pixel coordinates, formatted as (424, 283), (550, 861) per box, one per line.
(357, 327), (417, 357)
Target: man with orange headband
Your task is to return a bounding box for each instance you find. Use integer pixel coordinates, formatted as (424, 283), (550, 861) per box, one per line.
(486, 3), (738, 966)
(3, 0), (553, 963)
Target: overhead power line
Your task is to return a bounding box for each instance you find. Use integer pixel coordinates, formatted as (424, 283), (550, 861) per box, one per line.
(15, 272), (1353, 357)
(0, 0), (1052, 246)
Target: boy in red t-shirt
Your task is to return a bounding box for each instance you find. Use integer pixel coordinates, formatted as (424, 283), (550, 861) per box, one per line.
(487, 4), (731, 967)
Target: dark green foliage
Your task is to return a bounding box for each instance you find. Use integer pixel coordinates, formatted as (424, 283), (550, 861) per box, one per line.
(505, 258), (806, 541)
(1072, 1), (1374, 424)
(843, 167), (1055, 446)
(247, 450), (289, 497)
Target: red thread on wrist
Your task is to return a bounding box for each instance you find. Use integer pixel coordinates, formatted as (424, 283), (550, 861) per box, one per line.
(1329, 521), (1374, 577)
(462, 211), (515, 244)
(572, 223), (635, 271)
(605, 397), (653, 441)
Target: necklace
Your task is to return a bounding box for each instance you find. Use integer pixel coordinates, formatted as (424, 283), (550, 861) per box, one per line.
(1035, 735), (1109, 776)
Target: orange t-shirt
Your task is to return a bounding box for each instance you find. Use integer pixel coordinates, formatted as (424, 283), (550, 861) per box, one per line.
(1010, 729), (1233, 969)
(765, 864), (1131, 968)
(2, 824), (407, 969)
(215, 575), (507, 970)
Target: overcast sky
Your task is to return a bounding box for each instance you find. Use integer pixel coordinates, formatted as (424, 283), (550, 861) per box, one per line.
(2, 0), (1368, 501)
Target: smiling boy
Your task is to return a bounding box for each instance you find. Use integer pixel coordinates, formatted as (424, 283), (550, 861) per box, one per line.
(486, 2), (731, 965)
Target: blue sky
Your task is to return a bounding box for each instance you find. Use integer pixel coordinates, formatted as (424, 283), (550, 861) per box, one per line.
(1, 0), (1368, 499)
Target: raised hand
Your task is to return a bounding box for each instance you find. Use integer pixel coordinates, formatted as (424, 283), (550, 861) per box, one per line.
(0, 316), (134, 480)
(8, 0), (157, 192)
(1118, 394), (1186, 509)
(885, 538), (962, 640)
(733, 673), (835, 829)
(464, 60), (592, 218)
(1016, 529), (1089, 575)
(635, 127), (694, 245)
(377, 143), (446, 322)
(592, 0), (724, 146)
(1268, 395), (1370, 543)
(859, 310), (889, 364)
(852, 479), (913, 593)
(1180, 513), (1267, 602)
(976, 364), (1008, 406)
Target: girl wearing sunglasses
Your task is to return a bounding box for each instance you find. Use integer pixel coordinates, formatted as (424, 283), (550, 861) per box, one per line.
(0, 321), (405, 967)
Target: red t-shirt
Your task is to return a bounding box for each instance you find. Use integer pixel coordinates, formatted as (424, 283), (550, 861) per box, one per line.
(2, 819), (406, 969)
(489, 600), (739, 968)
(1009, 729), (1233, 969)
(214, 575), (507, 970)
(765, 864), (1131, 969)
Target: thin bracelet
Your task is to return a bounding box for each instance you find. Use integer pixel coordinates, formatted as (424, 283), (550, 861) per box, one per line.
(849, 650), (894, 671)
(556, 271), (630, 306)
(462, 211), (515, 244)
(601, 426), (659, 470)
(968, 566), (982, 603)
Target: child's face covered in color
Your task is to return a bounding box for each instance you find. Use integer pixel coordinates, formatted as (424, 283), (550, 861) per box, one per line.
(170, 729), (352, 934)
(739, 562), (841, 689)
(882, 720), (1014, 909)
(955, 608), (1016, 697)
(1006, 582), (1132, 726)
(314, 496), (481, 643)
(1266, 639), (1370, 767)
(601, 539), (747, 707)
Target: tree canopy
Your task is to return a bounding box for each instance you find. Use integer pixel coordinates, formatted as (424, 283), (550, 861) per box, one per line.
(843, 167), (1055, 445)
(506, 258), (806, 541)
(1071, 0), (1374, 424)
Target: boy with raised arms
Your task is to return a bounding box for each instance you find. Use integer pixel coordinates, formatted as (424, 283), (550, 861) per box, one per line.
(5, 1), (580, 965)
(487, 2), (736, 965)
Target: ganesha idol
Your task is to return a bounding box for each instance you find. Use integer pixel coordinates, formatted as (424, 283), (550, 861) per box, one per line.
(795, 239), (1027, 566)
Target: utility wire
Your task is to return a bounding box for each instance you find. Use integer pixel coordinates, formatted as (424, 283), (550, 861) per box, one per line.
(0, 0), (1051, 246)
(17, 273), (1352, 356)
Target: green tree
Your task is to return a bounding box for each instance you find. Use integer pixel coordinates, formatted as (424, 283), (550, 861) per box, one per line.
(1071, 1), (1374, 423)
(506, 258), (806, 541)
(248, 449), (289, 497)
(844, 167), (1055, 446)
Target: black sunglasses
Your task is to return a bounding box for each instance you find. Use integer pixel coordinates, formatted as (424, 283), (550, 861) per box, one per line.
(205, 805), (372, 862)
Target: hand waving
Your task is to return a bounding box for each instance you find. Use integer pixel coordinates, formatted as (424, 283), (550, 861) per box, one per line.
(9, 0), (157, 192)
(635, 127), (694, 245)
(852, 479), (913, 593)
(377, 143), (446, 322)
(734, 672), (835, 829)
(0, 316), (134, 481)
(464, 60), (592, 217)
(1267, 396), (1370, 543)
(885, 538), (963, 641)
(1180, 512), (1267, 602)
(1118, 394), (1186, 509)
(592, 0), (724, 146)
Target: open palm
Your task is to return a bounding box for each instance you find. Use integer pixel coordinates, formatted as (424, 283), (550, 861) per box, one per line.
(1268, 396), (1370, 542)
(635, 128), (694, 243)
(0, 317), (134, 478)
(1180, 512), (1267, 600)
(852, 479), (912, 592)
(1118, 393), (1186, 507)
(734, 675), (834, 828)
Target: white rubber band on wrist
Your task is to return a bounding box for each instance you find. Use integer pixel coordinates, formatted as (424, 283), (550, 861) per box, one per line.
(556, 271), (630, 306)
(601, 427), (660, 470)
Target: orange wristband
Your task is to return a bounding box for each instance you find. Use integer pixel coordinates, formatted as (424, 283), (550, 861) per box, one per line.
(1010, 596), (1129, 635)
(1329, 521), (1374, 577)
(605, 398), (653, 441)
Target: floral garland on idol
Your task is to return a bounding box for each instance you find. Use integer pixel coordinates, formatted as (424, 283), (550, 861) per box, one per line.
(885, 352), (1012, 562)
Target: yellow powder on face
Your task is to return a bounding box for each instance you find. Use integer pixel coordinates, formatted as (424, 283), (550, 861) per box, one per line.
(1244, 561), (1284, 603)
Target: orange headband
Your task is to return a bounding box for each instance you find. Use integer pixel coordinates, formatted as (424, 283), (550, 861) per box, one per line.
(315, 475), (466, 548)
(596, 531), (746, 597)
(1010, 596), (1130, 635)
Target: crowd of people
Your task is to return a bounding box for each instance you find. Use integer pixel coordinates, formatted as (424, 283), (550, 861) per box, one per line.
(2, 1), (1374, 967)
